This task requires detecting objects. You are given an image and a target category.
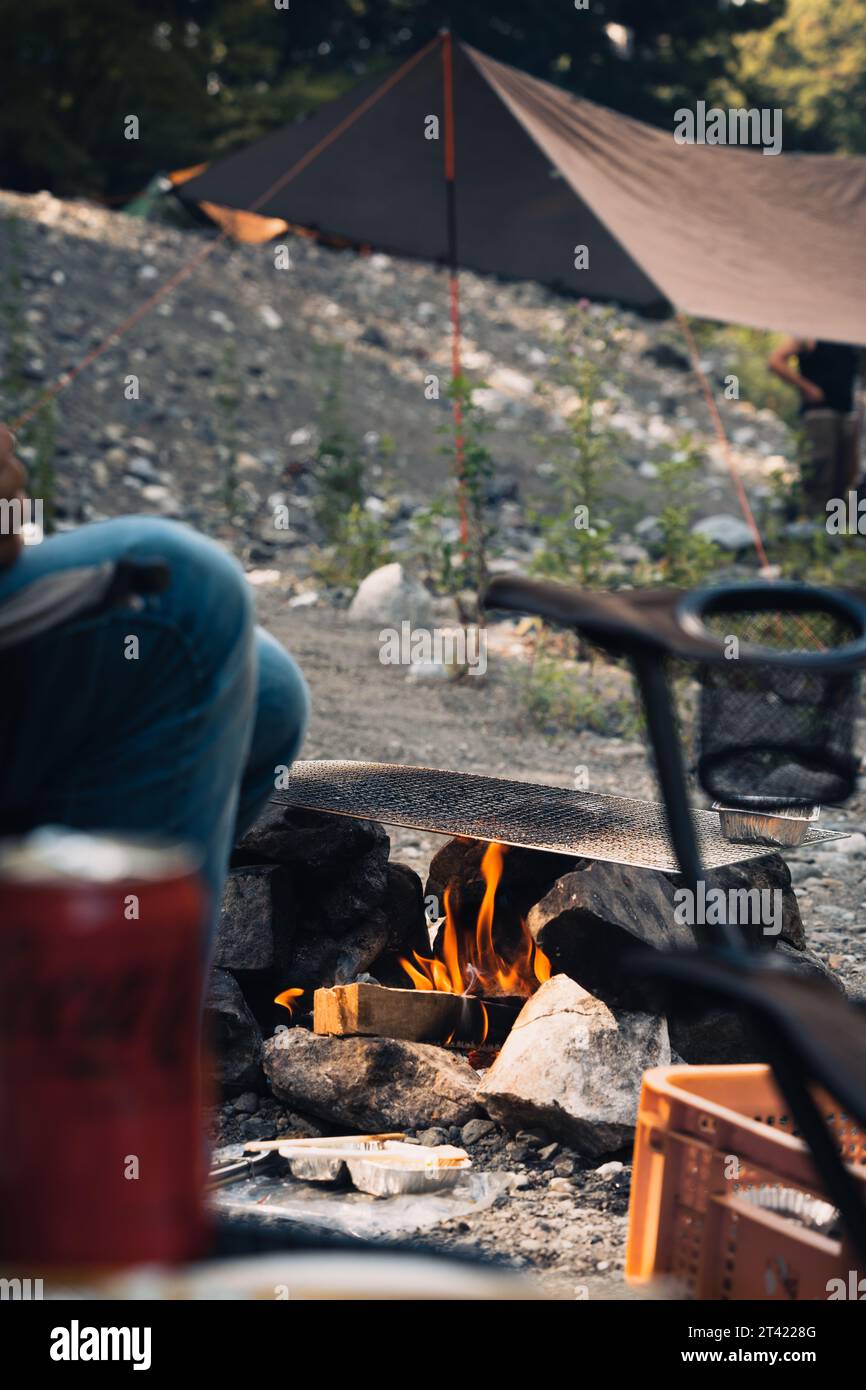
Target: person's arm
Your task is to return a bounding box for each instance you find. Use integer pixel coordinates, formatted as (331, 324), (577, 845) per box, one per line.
(767, 336), (826, 405)
(0, 425), (27, 572)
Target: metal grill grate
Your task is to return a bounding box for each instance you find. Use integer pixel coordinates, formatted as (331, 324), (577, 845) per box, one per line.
(272, 761), (845, 874)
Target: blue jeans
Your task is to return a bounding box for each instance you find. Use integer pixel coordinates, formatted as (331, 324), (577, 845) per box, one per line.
(0, 517), (309, 942)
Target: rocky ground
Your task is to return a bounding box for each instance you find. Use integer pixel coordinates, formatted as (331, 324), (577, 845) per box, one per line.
(0, 186), (794, 580)
(3, 189), (864, 1299)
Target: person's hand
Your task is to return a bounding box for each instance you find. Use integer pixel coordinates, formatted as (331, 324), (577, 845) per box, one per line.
(0, 424), (27, 572)
(802, 382), (826, 406)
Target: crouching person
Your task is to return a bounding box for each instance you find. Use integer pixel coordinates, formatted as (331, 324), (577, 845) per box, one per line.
(0, 423), (309, 943)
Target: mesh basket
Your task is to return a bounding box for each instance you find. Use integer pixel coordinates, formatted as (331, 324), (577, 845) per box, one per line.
(692, 600), (862, 810)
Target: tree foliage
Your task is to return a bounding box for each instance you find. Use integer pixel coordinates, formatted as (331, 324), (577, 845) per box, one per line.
(1, 0), (803, 200)
(719, 0), (866, 153)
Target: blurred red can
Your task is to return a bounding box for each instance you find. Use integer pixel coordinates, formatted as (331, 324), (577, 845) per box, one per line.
(0, 829), (210, 1270)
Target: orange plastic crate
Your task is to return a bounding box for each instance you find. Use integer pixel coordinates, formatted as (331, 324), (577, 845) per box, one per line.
(626, 1064), (866, 1300)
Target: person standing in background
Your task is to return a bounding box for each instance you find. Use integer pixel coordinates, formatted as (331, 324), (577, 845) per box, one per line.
(768, 338), (862, 514)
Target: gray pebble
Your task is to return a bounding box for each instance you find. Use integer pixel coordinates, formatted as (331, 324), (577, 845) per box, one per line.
(460, 1118), (496, 1145)
(418, 1126), (449, 1147)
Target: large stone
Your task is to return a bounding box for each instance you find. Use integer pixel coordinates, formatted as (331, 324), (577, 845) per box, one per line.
(528, 855), (804, 1012)
(348, 561), (434, 628)
(477, 975), (670, 1157)
(214, 864), (294, 972)
(284, 911), (391, 991)
(263, 1029), (480, 1131)
(300, 845), (389, 936)
(667, 940), (843, 1064)
(205, 969), (263, 1089)
(234, 805), (388, 878)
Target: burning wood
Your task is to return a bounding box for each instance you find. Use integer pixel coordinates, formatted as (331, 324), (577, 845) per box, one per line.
(313, 981), (521, 1044)
(275, 842), (549, 1048)
(399, 842), (552, 999)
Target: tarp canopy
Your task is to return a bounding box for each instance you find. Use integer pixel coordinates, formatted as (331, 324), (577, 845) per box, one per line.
(177, 38), (866, 345)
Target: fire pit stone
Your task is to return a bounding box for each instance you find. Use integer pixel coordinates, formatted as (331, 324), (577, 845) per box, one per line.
(205, 969), (264, 1090)
(477, 974), (671, 1157)
(214, 863), (294, 972)
(263, 1028), (481, 1132)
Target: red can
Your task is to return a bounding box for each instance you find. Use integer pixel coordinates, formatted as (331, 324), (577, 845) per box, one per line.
(0, 830), (210, 1270)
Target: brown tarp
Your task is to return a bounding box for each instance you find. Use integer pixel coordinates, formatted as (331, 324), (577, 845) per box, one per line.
(177, 39), (866, 344)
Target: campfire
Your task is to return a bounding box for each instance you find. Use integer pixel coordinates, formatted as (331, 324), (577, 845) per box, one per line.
(273, 842), (551, 1047)
(398, 842), (551, 1000)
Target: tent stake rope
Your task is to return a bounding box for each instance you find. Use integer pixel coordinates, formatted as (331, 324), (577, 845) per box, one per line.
(676, 310), (771, 572)
(676, 313), (830, 652)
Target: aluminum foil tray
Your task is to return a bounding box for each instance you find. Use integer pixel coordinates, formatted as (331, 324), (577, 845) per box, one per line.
(276, 1136), (471, 1196)
(273, 761), (847, 874)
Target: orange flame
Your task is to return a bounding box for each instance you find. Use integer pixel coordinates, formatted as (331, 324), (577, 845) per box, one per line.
(399, 842), (551, 999)
(274, 987), (305, 1015)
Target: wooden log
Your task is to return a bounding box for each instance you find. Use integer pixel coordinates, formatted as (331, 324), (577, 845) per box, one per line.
(313, 982), (488, 1043)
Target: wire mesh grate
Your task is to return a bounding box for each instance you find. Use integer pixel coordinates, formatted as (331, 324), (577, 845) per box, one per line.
(272, 761), (845, 874)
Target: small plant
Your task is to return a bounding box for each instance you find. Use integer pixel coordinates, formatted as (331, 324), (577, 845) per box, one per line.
(25, 400), (58, 535)
(650, 438), (724, 587)
(215, 342), (241, 520)
(437, 373), (497, 611)
(407, 493), (458, 596)
(514, 627), (642, 740)
(312, 500), (392, 589)
(310, 344), (365, 541)
(308, 345), (396, 587)
(529, 303), (625, 587)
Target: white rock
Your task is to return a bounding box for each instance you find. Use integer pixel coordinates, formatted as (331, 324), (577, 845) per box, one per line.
(487, 366), (534, 398)
(477, 975), (670, 1157)
(406, 660), (449, 682)
(692, 514), (755, 551)
(258, 305), (283, 330)
(125, 456), (161, 483)
(348, 562), (433, 628)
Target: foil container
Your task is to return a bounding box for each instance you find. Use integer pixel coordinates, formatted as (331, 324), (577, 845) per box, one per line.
(739, 1184), (839, 1236)
(275, 1136), (471, 1196)
(714, 802), (820, 847)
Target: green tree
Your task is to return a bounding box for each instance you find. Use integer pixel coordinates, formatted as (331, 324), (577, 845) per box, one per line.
(0, 0), (786, 200)
(721, 0), (866, 153)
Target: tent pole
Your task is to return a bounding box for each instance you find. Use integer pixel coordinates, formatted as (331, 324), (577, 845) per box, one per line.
(440, 28), (471, 564)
